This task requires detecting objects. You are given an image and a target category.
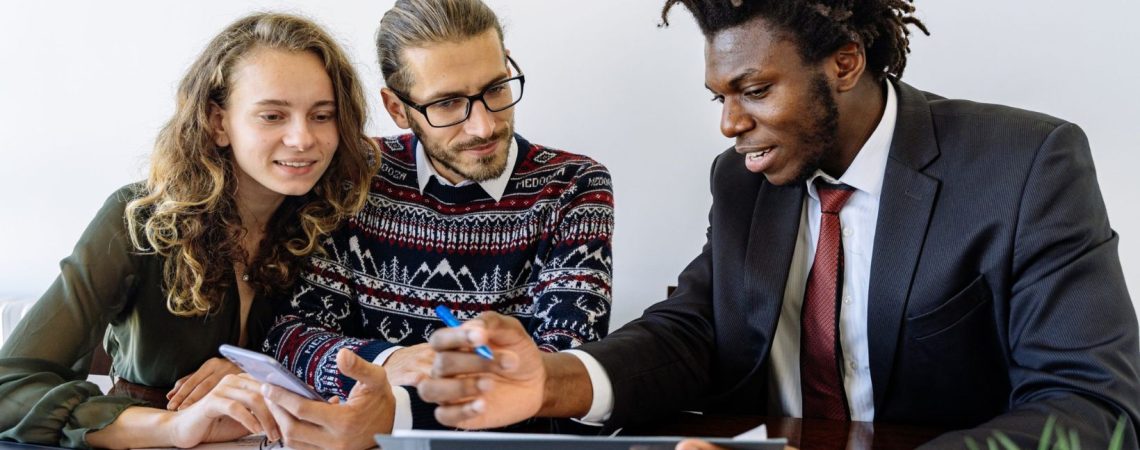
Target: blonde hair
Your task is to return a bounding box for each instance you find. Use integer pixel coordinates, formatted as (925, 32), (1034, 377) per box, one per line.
(377, 0), (504, 93)
(126, 12), (378, 317)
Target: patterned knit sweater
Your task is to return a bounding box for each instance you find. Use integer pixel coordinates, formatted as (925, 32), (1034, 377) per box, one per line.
(264, 133), (614, 399)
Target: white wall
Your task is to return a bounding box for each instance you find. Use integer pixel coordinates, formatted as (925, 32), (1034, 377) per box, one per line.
(1, 1), (1136, 330)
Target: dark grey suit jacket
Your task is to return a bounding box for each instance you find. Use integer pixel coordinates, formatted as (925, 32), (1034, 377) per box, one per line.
(579, 80), (1140, 447)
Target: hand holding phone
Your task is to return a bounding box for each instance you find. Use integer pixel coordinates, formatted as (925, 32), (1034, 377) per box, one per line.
(219, 344), (323, 401)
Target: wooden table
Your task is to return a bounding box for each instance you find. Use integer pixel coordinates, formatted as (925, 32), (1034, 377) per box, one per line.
(624, 413), (948, 449)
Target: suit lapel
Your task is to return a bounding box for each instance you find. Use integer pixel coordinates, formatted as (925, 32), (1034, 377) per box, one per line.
(743, 180), (804, 368)
(868, 80), (941, 410)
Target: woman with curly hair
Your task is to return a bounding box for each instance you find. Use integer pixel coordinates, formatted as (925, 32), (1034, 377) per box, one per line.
(0, 12), (377, 449)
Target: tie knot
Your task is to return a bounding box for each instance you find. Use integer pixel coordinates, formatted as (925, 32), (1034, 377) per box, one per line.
(816, 181), (854, 214)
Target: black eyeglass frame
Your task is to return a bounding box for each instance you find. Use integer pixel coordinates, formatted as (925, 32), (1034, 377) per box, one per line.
(390, 56), (525, 128)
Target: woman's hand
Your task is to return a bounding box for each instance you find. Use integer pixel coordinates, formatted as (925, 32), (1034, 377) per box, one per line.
(167, 373), (280, 447)
(87, 374), (278, 449)
(167, 357), (243, 410)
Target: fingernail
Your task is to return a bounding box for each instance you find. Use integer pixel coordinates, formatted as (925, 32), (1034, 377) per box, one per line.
(499, 353), (518, 371)
(477, 378), (493, 392)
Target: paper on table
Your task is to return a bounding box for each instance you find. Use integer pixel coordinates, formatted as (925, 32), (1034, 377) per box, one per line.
(732, 424), (769, 440)
(392, 427), (775, 443)
(379, 428), (786, 450)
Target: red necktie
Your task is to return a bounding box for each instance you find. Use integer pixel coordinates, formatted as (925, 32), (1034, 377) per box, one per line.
(801, 181), (854, 420)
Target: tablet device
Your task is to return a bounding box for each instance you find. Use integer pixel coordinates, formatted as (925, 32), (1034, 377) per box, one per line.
(219, 344), (323, 401)
(375, 430), (786, 450)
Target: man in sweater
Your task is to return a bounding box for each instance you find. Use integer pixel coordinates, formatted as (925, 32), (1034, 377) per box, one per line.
(258, 0), (614, 446)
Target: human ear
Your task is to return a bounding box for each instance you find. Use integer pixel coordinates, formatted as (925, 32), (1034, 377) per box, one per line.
(830, 42), (866, 93)
(381, 88), (412, 129)
(209, 103), (231, 148)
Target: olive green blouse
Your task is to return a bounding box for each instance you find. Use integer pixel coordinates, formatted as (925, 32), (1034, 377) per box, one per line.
(0, 185), (274, 448)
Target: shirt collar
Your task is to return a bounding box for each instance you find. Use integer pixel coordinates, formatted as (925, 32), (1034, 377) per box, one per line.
(415, 137), (517, 202)
(807, 79), (897, 199)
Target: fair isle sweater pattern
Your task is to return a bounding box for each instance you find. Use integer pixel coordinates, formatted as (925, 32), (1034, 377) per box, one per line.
(265, 134), (615, 398)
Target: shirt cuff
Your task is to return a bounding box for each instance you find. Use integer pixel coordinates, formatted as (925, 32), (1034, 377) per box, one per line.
(390, 385), (413, 430)
(563, 349), (613, 424)
(374, 345), (405, 365)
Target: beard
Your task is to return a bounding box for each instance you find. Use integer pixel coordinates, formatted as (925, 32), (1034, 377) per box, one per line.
(410, 117), (514, 183)
(789, 73), (842, 184)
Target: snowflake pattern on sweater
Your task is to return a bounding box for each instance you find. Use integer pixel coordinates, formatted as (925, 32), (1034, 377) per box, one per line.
(264, 134), (614, 398)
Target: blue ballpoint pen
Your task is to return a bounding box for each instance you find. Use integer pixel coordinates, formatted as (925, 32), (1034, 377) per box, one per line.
(433, 305), (494, 360)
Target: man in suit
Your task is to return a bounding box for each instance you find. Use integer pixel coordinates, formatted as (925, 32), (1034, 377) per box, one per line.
(417, 0), (1140, 447)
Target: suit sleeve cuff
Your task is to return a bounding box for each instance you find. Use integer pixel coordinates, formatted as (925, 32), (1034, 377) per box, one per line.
(374, 345), (405, 365)
(391, 385), (413, 430)
(564, 349), (613, 424)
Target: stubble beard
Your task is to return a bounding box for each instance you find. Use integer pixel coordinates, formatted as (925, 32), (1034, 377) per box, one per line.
(411, 119), (513, 183)
(789, 73), (842, 184)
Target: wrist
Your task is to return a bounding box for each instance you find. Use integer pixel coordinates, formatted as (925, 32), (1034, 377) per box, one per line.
(157, 409), (185, 448)
(538, 352), (592, 418)
(86, 406), (175, 449)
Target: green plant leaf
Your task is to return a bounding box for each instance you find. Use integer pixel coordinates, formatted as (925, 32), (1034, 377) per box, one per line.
(1038, 416), (1057, 450)
(1053, 424), (1070, 450)
(993, 431), (1020, 450)
(1108, 414), (1126, 450)
(963, 414), (1129, 450)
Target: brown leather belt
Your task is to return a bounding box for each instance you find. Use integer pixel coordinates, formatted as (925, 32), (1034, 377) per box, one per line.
(109, 378), (170, 409)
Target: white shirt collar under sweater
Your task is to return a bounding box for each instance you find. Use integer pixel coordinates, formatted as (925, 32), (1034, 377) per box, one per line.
(415, 137), (517, 202)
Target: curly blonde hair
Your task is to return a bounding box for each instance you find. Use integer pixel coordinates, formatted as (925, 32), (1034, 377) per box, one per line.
(126, 12), (378, 317)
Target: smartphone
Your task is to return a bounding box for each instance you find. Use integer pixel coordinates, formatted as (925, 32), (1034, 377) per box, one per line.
(219, 344), (323, 401)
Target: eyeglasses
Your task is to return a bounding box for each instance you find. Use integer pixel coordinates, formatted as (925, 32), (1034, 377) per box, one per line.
(390, 56), (525, 128)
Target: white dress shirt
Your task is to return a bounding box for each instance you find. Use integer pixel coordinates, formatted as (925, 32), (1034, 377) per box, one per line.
(380, 137), (519, 429)
(571, 81), (897, 423)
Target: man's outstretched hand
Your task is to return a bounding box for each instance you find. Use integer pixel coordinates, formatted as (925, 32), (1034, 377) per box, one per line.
(419, 311), (546, 429)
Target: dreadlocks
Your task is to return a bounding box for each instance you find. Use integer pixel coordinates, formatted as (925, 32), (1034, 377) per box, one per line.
(661, 0), (929, 80)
